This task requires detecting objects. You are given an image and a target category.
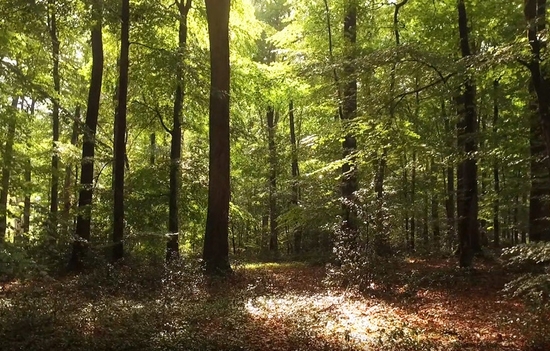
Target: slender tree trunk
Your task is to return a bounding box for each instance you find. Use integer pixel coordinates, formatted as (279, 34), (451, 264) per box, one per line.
(48, 2), (61, 238)
(0, 97), (19, 242)
(493, 80), (500, 247)
(112, 0), (129, 261)
(23, 158), (31, 235)
(150, 133), (156, 166)
(431, 158), (440, 249)
(69, 0), (103, 270)
(289, 101), (302, 254)
(203, 0), (231, 275)
(341, 0), (358, 234)
(443, 102), (456, 250)
(267, 107), (279, 256)
(456, 0), (479, 267)
(323, 0), (343, 119)
(410, 151), (416, 251)
(62, 106), (80, 234)
(166, 0), (191, 262)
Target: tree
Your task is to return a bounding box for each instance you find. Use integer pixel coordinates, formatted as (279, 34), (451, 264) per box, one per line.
(47, 0), (61, 238)
(166, 0), (192, 262)
(113, 0), (130, 261)
(203, 0), (231, 275)
(456, 0), (480, 267)
(340, 0), (358, 235)
(0, 97), (19, 242)
(69, 0), (104, 270)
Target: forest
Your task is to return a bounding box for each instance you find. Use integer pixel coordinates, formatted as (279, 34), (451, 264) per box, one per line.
(1, 0), (550, 350)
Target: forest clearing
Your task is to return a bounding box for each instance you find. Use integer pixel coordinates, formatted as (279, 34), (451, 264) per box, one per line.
(0, 258), (546, 351)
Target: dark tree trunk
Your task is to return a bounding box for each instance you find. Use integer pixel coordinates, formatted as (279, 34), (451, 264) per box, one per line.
(456, 0), (479, 267)
(150, 133), (156, 166)
(410, 151), (416, 251)
(289, 101), (302, 254)
(23, 159), (31, 235)
(529, 93), (550, 242)
(323, 0), (343, 119)
(0, 97), (19, 242)
(203, 0), (232, 275)
(166, 0), (191, 262)
(62, 107), (80, 234)
(493, 80), (500, 247)
(524, 0), (550, 161)
(69, 0), (103, 271)
(48, 2), (61, 238)
(431, 158), (440, 249)
(112, 0), (129, 261)
(443, 102), (456, 249)
(341, 0), (358, 234)
(267, 107), (279, 256)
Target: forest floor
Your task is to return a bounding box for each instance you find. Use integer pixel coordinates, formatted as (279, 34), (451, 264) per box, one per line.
(0, 257), (547, 351)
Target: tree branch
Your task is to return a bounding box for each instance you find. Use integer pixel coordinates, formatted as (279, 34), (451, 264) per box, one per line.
(134, 95), (173, 134)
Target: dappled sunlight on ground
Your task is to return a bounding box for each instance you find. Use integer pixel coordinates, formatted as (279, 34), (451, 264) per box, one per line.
(245, 291), (398, 346)
(0, 259), (540, 350)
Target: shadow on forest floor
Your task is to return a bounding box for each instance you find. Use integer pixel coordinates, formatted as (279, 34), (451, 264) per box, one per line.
(0, 258), (546, 351)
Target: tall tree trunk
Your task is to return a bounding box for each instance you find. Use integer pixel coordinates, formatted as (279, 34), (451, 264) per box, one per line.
(410, 151), (416, 251)
(149, 133), (156, 166)
(267, 107), (279, 256)
(48, 2), (61, 238)
(431, 158), (440, 249)
(203, 0), (231, 275)
(166, 0), (191, 262)
(0, 97), (19, 242)
(524, 0), (550, 160)
(112, 0), (129, 261)
(443, 102), (456, 249)
(23, 158), (31, 235)
(341, 0), (358, 234)
(69, 0), (104, 270)
(62, 106), (80, 234)
(289, 101), (302, 254)
(456, 0), (479, 267)
(529, 91), (550, 242)
(323, 0), (343, 119)
(493, 80), (500, 246)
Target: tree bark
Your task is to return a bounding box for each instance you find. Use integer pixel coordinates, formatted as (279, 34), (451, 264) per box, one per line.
(23, 158), (31, 235)
(0, 97), (19, 242)
(203, 0), (232, 275)
(166, 0), (192, 262)
(410, 151), (416, 251)
(69, 0), (104, 270)
(267, 107), (278, 256)
(341, 0), (358, 234)
(431, 158), (440, 249)
(443, 102), (456, 249)
(529, 89), (550, 242)
(48, 1), (61, 238)
(493, 80), (500, 246)
(112, 0), (129, 261)
(289, 101), (302, 254)
(456, 0), (479, 267)
(524, 0), (550, 161)
(323, 0), (343, 120)
(62, 106), (80, 234)
(149, 133), (156, 166)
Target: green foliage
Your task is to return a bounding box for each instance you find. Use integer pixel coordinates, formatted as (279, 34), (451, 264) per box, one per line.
(502, 243), (550, 311)
(0, 244), (45, 280)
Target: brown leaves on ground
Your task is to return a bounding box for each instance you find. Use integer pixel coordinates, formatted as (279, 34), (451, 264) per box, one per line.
(0, 258), (544, 351)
